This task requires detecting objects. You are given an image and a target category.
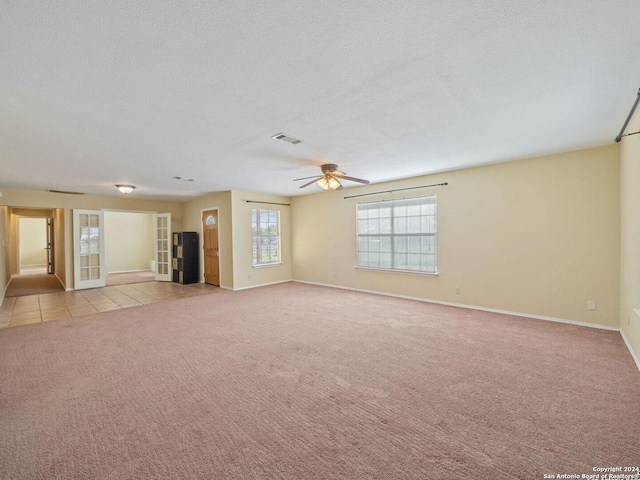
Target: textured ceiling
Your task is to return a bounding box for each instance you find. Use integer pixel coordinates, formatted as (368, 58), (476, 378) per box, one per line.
(1, 1), (640, 200)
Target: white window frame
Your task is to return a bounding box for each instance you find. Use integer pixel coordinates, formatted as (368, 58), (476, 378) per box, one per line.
(356, 195), (437, 275)
(252, 208), (281, 267)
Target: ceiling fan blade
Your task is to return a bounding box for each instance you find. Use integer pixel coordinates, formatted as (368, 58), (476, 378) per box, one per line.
(293, 175), (322, 181)
(339, 175), (370, 185)
(299, 178), (321, 188)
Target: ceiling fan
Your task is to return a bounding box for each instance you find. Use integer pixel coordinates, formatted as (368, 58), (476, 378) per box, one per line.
(294, 164), (370, 190)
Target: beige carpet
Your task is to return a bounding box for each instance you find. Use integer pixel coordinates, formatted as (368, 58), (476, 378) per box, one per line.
(4, 273), (64, 297)
(1, 282), (638, 479)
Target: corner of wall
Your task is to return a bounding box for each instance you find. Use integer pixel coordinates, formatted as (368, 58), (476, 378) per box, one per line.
(291, 146), (621, 330)
(619, 112), (640, 371)
(230, 190), (292, 291)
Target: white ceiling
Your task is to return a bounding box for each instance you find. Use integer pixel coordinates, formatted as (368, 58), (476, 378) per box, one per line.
(1, 1), (640, 201)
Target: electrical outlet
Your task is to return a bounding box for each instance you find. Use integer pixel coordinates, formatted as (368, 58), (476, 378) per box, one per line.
(333, 273), (337, 279)
(455, 286), (461, 294)
(587, 301), (596, 311)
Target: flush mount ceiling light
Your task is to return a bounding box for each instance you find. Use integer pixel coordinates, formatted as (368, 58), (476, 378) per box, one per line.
(116, 184), (135, 195)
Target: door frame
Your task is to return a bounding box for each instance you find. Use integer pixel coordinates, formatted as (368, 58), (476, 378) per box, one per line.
(16, 216), (49, 274)
(90, 208), (162, 286)
(46, 217), (54, 274)
(200, 207), (220, 285)
(11, 209), (55, 277)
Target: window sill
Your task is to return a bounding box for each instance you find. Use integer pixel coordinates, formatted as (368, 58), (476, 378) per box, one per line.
(355, 266), (438, 277)
(253, 262), (282, 269)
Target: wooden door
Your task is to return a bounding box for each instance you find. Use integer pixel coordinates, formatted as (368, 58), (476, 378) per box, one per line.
(202, 209), (219, 285)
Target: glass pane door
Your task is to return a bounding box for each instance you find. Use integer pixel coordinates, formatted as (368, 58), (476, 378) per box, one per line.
(73, 209), (105, 289)
(154, 213), (172, 281)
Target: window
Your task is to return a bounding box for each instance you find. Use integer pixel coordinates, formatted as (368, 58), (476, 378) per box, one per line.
(252, 209), (280, 266)
(356, 196), (437, 274)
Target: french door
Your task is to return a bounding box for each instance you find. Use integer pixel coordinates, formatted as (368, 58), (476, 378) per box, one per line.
(154, 213), (172, 281)
(73, 209), (105, 290)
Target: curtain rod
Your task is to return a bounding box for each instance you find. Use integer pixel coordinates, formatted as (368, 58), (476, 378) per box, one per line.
(615, 87), (640, 143)
(343, 182), (448, 200)
(243, 200), (290, 206)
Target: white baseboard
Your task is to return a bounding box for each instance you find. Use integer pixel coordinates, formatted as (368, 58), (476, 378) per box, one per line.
(620, 329), (640, 373)
(293, 280), (620, 332)
(231, 279), (293, 291)
(107, 269), (150, 274)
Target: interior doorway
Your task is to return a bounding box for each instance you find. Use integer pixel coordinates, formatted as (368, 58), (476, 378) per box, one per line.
(5, 208), (65, 297)
(202, 209), (220, 285)
(8, 207), (64, 286)
(18, 217), (49, 275)
(102, 210), (162, 287)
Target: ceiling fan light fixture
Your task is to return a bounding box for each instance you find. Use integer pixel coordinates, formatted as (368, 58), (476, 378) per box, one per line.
(116, 184), (135, 195)
(316, 177), (330, 190)
(327, 177), (341, 190)
(296, 164), (369, 190)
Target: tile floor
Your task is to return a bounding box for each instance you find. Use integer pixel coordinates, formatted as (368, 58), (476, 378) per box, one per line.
(0, 281), (220, 329)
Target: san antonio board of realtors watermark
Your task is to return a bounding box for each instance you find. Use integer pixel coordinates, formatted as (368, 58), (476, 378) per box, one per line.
(543, 466), (640, 479)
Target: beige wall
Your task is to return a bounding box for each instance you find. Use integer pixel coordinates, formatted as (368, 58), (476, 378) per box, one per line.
(292, 145), (620, 328)
(230, 191), (292, 290)
(0, 187), (184, 289)
(620, 113), (640, 365)
(18, 217), (47, 267)
(53, 208), (66, 289)
(10, 213), (18, 276)
(182, 192), (233, 289)
(104, 211), (154, 273)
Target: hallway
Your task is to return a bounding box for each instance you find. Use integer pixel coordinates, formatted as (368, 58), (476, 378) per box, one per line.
(4, 272), (65, 298)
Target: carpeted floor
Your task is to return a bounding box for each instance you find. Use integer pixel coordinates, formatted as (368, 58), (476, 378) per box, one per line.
(4, 273), (64, 297)
(1, 282), (638, 479)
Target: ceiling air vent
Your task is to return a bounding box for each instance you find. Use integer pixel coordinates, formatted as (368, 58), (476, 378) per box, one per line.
(271, 133), (302, 144)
